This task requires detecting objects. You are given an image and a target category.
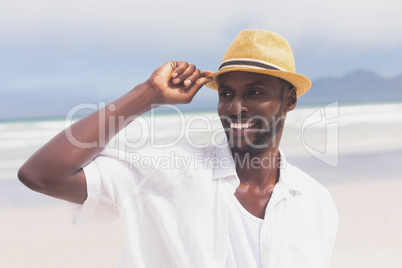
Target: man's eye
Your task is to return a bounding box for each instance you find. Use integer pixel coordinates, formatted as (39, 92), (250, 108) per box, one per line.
(220, 91), (233, 97)
(250, 89), (263, 95)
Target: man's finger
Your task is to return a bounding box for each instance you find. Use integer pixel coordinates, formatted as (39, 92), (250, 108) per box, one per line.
(173, 64), (196, 85)
(201, 70), (214, 77)
(183, 69), (200, 87)
(171, 61), (189, 82)
(186, 76), (213, 97)
(184, 69), (213, 88)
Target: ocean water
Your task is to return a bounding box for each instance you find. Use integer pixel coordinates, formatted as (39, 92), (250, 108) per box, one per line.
(1, 101), (402, 206)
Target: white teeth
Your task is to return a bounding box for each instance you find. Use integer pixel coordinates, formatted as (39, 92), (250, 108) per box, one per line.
(230, 122), (256, 129)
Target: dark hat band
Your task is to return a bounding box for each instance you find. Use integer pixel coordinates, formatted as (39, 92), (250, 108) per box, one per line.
(219, 59), (281, 71)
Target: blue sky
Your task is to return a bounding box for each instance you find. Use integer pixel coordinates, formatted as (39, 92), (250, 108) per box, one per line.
(1, 0), (401, 119)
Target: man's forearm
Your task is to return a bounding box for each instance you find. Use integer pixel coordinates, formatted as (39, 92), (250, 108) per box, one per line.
(52, 81), (161, 174)
(18, 61), (212, 203)
(18, 81), (161, 198)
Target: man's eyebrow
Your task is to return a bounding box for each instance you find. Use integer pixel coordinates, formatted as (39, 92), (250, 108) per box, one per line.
(245, 81), (268, 87)
(218, 84), (230, 90)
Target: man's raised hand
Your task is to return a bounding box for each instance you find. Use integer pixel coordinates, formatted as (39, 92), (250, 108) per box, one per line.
(18, 61), (212, 204)
(147, 61), (213, 105)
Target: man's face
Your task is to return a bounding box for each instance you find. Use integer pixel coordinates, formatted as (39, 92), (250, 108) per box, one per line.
(217, 71), (291, 155)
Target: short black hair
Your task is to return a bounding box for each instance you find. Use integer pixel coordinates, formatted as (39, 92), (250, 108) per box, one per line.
(279, 78), (294, 92)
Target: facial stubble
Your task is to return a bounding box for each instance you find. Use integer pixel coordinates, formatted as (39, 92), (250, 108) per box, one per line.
(225, 110), (285, 155)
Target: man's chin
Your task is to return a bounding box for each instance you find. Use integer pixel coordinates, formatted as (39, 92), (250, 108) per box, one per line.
(228, 140), (269, 155)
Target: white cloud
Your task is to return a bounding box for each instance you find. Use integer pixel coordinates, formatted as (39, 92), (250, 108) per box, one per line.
(264, 0), (401, 55)
(0, 1), (262, 47)
(1, 0), (401, 89)
(1, 0), (400, 58)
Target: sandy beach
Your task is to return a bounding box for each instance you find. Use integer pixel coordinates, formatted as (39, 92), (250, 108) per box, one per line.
(1, 170), (402, 267)
(330, 179), (402, 267)
(1, 205), (123, 268)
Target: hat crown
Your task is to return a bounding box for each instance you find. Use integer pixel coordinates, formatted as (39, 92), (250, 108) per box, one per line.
(206, 29), (311, 98)
(221, 30), (296, 73)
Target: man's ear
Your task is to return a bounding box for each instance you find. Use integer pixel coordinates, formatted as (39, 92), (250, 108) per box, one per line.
(284, 88), (297, 113)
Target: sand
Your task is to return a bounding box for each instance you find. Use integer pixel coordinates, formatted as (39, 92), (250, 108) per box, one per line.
(329, 180), (402, 268)
(1, 179), (401, 268)
(1, 206), (123, 267)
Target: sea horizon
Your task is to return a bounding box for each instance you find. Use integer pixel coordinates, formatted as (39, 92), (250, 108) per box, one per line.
(2, 99), (402, 123)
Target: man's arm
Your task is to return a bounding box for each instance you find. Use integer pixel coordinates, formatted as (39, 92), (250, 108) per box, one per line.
(18, 61), (212, 204)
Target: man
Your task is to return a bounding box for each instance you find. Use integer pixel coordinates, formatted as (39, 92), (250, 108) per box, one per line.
(19, 30), (338, 267)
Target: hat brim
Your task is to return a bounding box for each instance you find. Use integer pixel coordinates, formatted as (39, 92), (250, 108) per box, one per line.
(205, 67), (311, 98)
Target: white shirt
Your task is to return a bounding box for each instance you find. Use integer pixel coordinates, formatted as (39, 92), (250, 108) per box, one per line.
(227, 195), (263, 268)
(69, 141), (338, 268)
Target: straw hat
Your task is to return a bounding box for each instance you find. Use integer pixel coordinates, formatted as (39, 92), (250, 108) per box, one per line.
(206, 29), (311, 97)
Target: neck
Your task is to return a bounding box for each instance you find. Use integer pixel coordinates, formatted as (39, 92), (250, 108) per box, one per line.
(233, 147), (280, 189)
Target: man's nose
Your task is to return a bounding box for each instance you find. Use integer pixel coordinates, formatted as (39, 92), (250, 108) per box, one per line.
(228, 97), (248, 115)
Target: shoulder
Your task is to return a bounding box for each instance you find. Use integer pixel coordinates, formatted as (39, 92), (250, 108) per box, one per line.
(88, 142), (216, 178)
(288, 163), (331, 197)
(127, 142), (215, 158)
(281, 162), (338, 263)
(94, 142), (214, 162)
(284, 161), (338, 219)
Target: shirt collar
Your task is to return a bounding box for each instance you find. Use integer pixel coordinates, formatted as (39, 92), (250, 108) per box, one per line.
(211, 138), (304, 195)
(211, 139), (237, 179)
(277, 148), (304, 195)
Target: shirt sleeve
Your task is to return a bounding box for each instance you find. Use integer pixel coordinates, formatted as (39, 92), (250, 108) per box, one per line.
(68, 157), (120, 225)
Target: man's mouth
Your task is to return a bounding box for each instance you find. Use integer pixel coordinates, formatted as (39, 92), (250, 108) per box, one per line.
(230, 122), (258, 129)
(225, 120), (260, 138)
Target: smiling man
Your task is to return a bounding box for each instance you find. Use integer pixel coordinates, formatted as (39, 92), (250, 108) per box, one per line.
(216, 71), (296, 220)
(19, 30), (338, 267)
(218, 72), (290, 154)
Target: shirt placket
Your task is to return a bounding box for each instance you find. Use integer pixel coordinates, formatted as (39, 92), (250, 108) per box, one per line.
(260, 183), (290, 268)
